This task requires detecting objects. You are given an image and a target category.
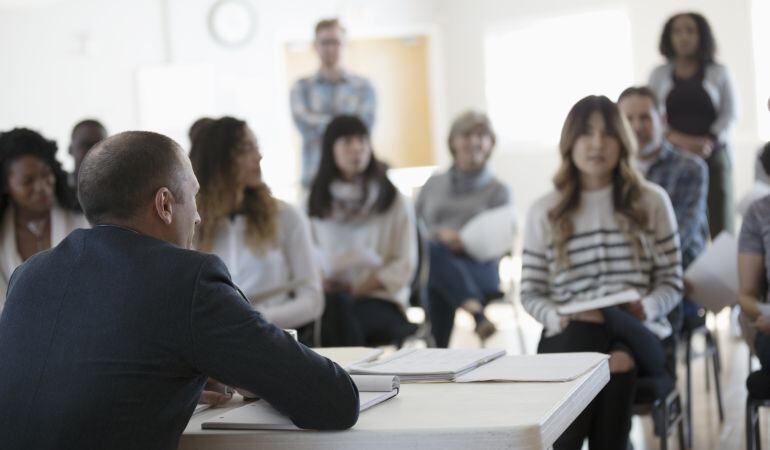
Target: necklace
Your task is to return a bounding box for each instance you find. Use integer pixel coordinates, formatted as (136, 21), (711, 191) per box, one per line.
(23, 218), (50, 252)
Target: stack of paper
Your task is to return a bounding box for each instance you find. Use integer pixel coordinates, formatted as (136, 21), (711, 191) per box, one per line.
(685, 232), (738, 312)
(349, 348), (506, 382)
(454, 353), (609, 383)
(201, 375), (399, 431)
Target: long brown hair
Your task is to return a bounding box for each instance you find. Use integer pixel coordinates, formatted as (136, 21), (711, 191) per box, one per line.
(190, 117), (277, 253)
(548, 95), (649, 267)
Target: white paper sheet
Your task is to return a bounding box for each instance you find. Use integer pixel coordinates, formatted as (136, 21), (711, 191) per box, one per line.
(556, 290), (640, 316)
(684, 232), (738, 312)
(349, 348), (506, 381)
(454, 353), (609, 383)
(459, 205), (516, 261)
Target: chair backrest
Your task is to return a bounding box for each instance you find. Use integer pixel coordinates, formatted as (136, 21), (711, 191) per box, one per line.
(408, 220), (430, 310)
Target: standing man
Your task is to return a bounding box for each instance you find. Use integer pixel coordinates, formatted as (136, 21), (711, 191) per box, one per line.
(290, 18), (376, 188)
(618, 86), (709, 329)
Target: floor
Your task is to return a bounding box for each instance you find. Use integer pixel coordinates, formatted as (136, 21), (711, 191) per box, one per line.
(404, 301), (765, 450)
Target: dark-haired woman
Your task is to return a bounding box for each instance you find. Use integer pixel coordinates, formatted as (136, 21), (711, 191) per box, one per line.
(0, 128), (87, 310)
(308, 115), (418, 347)
(190, 117), (323, 335)
(649, 12), (738, 237)
(520, 96), (682, 449)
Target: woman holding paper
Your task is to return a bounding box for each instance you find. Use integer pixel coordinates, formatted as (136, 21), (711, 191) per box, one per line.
(308, 115), (418, 347)
(416, 110), (514, 347)
(520, 95), (683, 450)
(190, 117), (323, 335)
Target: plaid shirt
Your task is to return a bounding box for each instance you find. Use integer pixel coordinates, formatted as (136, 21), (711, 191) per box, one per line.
(290, 71), (376, 187)
(644, 140), (709, 268)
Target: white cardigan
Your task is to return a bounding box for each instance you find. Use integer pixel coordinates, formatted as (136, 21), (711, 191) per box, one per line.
(309, 194), (418, 309)
(648, 62), (739, 150)
(0, 204), (89, 311)
(207, 201), (324, 329)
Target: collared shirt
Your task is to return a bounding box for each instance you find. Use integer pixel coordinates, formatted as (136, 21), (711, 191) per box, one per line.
(290, 71), (376, 187)
(644, 140), (709, 268)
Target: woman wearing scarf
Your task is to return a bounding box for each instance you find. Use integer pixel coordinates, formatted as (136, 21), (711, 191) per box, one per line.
(416, 111), (514, 347)
(307, 115), (418, 347)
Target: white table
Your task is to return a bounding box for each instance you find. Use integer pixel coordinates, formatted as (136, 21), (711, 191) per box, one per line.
(180, 348), (610, 450)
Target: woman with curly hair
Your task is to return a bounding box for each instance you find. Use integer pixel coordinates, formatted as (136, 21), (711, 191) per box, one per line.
(189, 117), (323, 337)
(0, 128), (87, 309)
(520, 96), (682, 449)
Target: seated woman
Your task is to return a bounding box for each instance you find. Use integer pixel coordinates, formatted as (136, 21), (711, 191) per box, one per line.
(416, 111), (514, 347)
(520, 96), (683, 449)
(189, 117), (323, 339)
(0, 128), (87, 309)
(307, 115), (418, 347)
(737, 193), (770, 372)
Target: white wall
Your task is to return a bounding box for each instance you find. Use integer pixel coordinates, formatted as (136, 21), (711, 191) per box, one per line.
(0, 0), (764, 215)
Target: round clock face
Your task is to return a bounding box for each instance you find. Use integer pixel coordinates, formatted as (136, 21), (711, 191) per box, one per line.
(208, 0), (257, 48)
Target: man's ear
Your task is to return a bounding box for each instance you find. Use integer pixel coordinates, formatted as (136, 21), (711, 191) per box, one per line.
(154, 187), (174, 225)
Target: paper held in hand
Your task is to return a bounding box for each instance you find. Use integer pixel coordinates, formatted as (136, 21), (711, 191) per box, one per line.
(556, 289), (640, 316)
(201, 375), (400, 431)
(684, 232), (738, 312)
(458, 205), (516, 261)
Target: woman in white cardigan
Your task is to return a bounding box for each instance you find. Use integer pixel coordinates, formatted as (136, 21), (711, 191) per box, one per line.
(0, 128), (88, 310)
(649, 12), (739, 237)
(189, 117), (323, 339)
(307, 115), (418, 347)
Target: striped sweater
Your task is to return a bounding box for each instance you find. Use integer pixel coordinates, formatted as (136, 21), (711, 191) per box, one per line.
(520, 182), (683, 338)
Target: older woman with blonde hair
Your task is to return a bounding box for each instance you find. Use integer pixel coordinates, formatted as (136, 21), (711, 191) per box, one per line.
(520, 95), (682, 449)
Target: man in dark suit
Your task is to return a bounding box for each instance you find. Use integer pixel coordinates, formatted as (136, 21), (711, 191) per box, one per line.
(0, 131), (359, 450)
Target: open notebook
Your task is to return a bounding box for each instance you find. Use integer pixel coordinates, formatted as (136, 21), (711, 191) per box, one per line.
(349, 348), (506, 382)
(201, 375), (399, 431)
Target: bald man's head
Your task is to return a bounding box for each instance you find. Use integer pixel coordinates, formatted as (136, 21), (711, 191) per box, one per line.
(78, 131), (188, 225)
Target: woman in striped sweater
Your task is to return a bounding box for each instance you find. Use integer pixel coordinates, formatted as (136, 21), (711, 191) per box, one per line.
(520, 95), (683, 450)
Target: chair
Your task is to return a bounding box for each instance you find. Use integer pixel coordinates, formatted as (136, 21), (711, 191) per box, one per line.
(632, 335), (688, 450)
(745, 370), (770, 450)
(681, 312), (725, 445)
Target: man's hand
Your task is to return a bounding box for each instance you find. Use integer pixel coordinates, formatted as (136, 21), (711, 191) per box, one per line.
(199, 379), (233, 406)
(323, 279), (351, 294)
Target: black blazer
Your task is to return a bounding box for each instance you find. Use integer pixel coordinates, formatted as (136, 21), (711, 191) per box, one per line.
(0, 226), (358, 450)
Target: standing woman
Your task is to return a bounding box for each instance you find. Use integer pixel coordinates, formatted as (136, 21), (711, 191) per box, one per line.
(649, 12), (739, 237)
(520, 96), (682, 449)
(0, 128), (87, 309)
(308, 115), (418, 347)
(416, 111), (514, 347)
(190, 117), (324, 337)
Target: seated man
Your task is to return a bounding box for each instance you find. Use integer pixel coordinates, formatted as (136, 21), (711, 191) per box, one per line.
(618, 86), (709, 331)
(0, 131), (359, 450)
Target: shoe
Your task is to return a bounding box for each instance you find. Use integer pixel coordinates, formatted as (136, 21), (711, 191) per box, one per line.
(475, 318), (497, 341)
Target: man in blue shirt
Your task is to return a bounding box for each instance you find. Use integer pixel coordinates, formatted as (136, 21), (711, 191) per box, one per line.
(618, 86), (709, 328)
(290, 18), (376, 187)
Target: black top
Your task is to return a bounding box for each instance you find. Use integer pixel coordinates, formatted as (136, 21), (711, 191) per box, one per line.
(666, 67), (718, 137)
(0, 226), (359, 450)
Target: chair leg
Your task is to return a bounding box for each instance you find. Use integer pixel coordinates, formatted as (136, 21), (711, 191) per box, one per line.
(707, 332), (725, 423)
(660, 401), (669, 450)
(757, 408), (762, 450)
(676, 395), (688, 450)
(747, 398), (755, 450)
(685, 333), (694, 447)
